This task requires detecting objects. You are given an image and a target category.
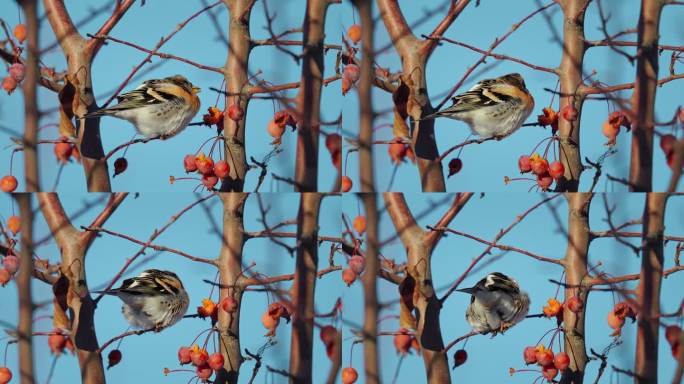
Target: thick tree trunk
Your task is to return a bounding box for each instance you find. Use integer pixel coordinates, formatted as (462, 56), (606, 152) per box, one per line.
(16, 194), (35, 384)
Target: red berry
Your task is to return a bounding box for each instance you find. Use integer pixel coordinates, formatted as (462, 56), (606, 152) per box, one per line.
(0, 269), (10, 286)
(342, 367), (358, 384)
(113, 158), (128, 177)
(54, 138), (73, 163)
(347, 24), (361, 44)
(665, 325), (681, 346)
(542, 364), (558, 381)
(1, 175), (18, 192)
(2, 77), (17, 94)
(13, 24), (26, 43)
(213, 160), (230, 178)
(448, 158), (463, 177)
(320, 325), (338, 346)
(388, 138), (407, 164)
(196, 155), (214, 175)
(178, 346), (192, 365)
(342, 268), (356, 286)
(531, 157), (549, 175)
(325, 133), (342, 154)
(2, 255), (19, 274)
(341, 176), (353, 192)
(453, 349), (468, 368)
(208, 352), (224, 370)
(0, 367), (12, 384)
(518, 155), (532, 173)
(566, 296), (584, 313)
(523, 346), (537, 364)
(561, 105), (578, 121)
(348, 255), (365, 274)
(107, 349), (122, 369)
(660, 134), (676, 155)
(196, 363), (213, 381)
(202, 174), (219, 190)
(537, 172), (553, 191)
(190, 347), (209, 366)
(48, 331), (67, 355)
(553, 351), (570, 370)
(536, 348), (554, 366)
(7, 216), (20, 236)
(393, 328), (412, 354)
(226, 104), (244, 121)
(220, 297), (237, 313)
(548, 161), (565, 180)
(9, 63), (25, 82)
(184, 155), (198, 172)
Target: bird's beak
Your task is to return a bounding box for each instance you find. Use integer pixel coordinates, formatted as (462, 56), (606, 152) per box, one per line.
(192, 86), (201, 94)
(456, 287), (475, 294)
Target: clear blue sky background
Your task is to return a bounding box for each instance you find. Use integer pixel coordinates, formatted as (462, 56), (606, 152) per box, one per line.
(341, 0), (683, 192)
(0, 0), (344, 192)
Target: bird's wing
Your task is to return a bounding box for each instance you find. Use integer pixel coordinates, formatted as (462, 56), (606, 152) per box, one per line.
(110, 273), (177, 296)
(100, 81), (182, 113)
(484, 272), (520, 294)
(447, 81), (514, 113)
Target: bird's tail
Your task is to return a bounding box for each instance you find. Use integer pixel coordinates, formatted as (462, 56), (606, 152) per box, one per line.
(90, 289), (119, 295)
(80, 108), (113, 120)
(417, 108), (453, 122)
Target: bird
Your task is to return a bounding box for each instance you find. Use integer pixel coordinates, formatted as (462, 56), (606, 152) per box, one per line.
(82, 75), (201, 139)
(457, 272), (530, 335)
(94, 269), (189, 331)
(421, 73), (534, 139)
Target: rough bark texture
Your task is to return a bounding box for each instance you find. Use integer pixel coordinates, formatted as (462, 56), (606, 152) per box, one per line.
(217, 193), (248, 383)
(20, 0), (40, 192)
(361, 193), (380, 383)
(16, 194), (35, 384)
(556, 0), (590, 192)
(289, 193), (322, 382)
(221, 0), (252, 192)
(356, 0), (375, 193)
(560, 193), (592, 384)
(376, 0), (445, 192)
(37, 193), (105, 384)
(634, 193), (667, 383)
(629, 0), (665, 191)
(295, 0), (333, 192)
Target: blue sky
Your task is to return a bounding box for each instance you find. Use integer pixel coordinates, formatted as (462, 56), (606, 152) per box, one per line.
(341, 0), (683, 192)
(0, 0), (344, 192)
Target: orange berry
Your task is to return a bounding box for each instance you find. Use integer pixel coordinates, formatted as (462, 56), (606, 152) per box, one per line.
(13, 24), (26, 43)
(548, 161), (565, 180)
(342, 268), (356, 286)
(197, 298), (217, 318)
(602, 121), (620, 145)
(0, 367), (12, 384)
(0, 269), (10, 286)
(393, 328), (412, 354)
(342, 367), (358, 384)
(607, 309), (625, 330)
(388, 138), (407, 164)
(347, 24), (361, 44)
(48, 331), (67, 355)
(267, 119), (286, 138)
(565, 296), (584, 313)
(7, 216), (20, 236)
(543, 298), (563, 318)
(54, 138), (73, 163)
(535, 345), (554, 366)
(190, 345), (209, 366)
(1, 175), (18, 192)
(523, 346), (537, 364)
(341, 176), (353, 192)
(261, 311), (279, 330)
(195, 154), (214, 175)
(341, 76), (352, 96)
(2, 76), (17, 94)
(352, 215), (366, 235)
(213, 160), (230, 178)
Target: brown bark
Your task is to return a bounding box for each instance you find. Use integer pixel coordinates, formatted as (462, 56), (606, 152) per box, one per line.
(629, 0), (666, 191)
(556, 0), (590, 192)
(560, 193), (592, 384)
(361, 193), (380, 383)
(382, 193), (472, 384)
(20, 0), (40, 191)
(42, 0), (135, 192)
(16, 194), (35, 384)
(220, 0), (253, 192)
(294, 0), (334, 191)
(634, 193), (668, 383)
(356, 0), (375, 193)
(289, 193), (322, 382)
(216, 193), (248, 383)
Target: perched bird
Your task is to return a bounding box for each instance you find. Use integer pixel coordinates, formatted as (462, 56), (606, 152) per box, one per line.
(83, 75), (200, 139)
(422, 73), (534, 139)
(94, 269), (189, 331)
(458, 272), (530, 335)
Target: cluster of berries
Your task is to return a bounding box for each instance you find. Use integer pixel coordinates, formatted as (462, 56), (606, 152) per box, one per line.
(2, 24), (27, 95)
